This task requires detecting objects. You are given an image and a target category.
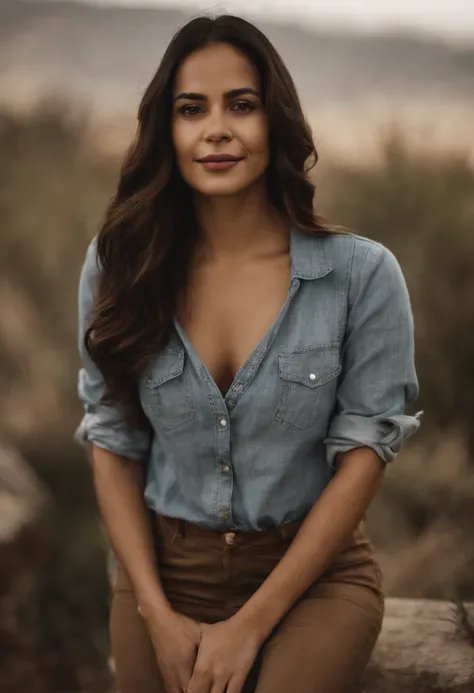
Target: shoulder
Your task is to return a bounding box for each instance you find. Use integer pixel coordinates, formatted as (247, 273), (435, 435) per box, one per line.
(320, 231), (404, 289)
(322, 230), (396, 267)
(291, 228), (402, 287)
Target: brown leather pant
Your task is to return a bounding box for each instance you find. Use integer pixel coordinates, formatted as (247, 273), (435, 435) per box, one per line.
(110, 515), (384, 693)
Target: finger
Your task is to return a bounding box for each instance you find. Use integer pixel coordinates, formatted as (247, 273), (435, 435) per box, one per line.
(162, 676), (181, 693)
(179, 660), (196, 692)
(196, 623), (205, 645)
(226, 672), (248, 693)
(166, 672), (186, 693)
(210, 678), (228, 693)
(187, 668), (212, 693)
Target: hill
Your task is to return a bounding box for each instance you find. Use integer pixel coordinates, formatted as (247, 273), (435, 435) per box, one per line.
(1, 0), (474, 114)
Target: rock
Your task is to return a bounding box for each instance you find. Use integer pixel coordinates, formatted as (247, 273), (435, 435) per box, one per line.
(362, 598), (474, 692)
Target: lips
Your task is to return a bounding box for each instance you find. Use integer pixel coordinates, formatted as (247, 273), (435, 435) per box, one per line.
(196, 154), (245, 172)
(196, 154), (244, 163)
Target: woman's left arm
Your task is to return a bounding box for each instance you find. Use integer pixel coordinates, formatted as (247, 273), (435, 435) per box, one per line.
(233, 446), (384, 641)
(188, 242), (422, 693)
(234, 241), (423, 640)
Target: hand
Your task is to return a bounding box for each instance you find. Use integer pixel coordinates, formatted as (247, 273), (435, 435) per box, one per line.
(188, 616), (262, 693)
(143, 606), (202, 693)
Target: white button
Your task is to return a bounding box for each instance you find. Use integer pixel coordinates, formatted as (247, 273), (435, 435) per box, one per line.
(219, 418), (227, 428)
(225, 532), (235, 545)
(309, 373), (316, 381)
(222, 464), (230, 473)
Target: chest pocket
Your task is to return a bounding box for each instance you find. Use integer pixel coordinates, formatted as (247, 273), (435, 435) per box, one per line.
(139, 347), (196, 431)
(274, 344), (342, 431)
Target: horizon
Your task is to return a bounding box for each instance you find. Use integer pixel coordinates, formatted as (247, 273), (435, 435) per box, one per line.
(51, 0), (474, 44)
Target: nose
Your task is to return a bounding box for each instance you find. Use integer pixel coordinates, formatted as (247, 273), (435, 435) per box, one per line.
(204, 108), (232, 144)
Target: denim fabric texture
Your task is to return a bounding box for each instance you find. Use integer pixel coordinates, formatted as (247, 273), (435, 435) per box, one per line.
(76, 229), (422, 530)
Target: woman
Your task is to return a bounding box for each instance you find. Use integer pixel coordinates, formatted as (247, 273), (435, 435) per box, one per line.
(76, 14), (421, 693)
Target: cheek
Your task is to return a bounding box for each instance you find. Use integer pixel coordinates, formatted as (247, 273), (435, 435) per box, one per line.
(244, 120), (269, 161)
(172, 121), (195, 167)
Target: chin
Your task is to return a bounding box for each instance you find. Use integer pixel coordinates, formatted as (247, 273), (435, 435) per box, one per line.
(192, 178), (252, 198)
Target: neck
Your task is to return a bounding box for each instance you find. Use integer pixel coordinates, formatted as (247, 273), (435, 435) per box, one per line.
(193, 182), (289, 263)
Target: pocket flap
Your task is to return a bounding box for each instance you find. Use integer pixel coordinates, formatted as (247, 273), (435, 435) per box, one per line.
(279, 346), (341, 388)
(142, 348), (185, 389)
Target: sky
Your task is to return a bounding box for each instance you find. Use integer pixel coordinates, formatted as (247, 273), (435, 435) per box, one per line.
(81, 0), (474, 42)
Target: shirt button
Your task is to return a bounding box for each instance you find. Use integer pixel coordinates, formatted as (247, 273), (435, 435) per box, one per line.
(227, 399), (236, 410)
(219, 417), (228, 428)
(225, 532), (235, 546)
(309, 373), (316, 381)
(220, 509), (230, 521)
(221, 463), (230, 473)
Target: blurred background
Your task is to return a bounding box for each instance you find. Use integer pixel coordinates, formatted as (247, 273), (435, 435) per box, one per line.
(1, 1), (473, 691)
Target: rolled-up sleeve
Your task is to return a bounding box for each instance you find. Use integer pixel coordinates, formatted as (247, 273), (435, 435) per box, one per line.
(75, 238), (151, 461)
(325, 240), (422, 468)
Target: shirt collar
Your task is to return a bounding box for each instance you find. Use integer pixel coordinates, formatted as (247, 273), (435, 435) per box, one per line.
(290, 228), (334, 280)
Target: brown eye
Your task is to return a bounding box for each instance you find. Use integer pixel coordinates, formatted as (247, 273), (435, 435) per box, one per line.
(231, 101), (256, 113)
(179, 104), (203, 116)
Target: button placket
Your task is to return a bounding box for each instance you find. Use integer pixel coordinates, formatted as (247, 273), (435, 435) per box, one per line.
(214, 277), (301, 529)
(216, 414), (232, 525)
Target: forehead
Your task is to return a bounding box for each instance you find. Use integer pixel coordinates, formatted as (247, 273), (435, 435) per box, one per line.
(174, 42), (260, 94)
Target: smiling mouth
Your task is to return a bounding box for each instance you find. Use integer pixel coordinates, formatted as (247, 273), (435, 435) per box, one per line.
(196, 155), (244, 163)
(196, 156), (245, 171)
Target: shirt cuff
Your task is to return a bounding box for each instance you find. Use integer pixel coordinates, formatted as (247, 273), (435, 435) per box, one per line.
(325, 411), (423, 468)
(75, 410), (150, 462)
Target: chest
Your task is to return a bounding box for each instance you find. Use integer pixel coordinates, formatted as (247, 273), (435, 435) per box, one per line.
(178, 257), (290, 395)
(140, 271), (344, 438)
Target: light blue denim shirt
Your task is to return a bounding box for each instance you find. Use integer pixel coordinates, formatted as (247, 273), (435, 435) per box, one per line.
(76, 230), (421, 531)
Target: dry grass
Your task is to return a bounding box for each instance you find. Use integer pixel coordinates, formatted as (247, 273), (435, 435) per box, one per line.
(0, 100), (473, 692)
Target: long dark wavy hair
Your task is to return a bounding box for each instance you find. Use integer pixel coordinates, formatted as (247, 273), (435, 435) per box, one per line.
(85, 14), (334, 429)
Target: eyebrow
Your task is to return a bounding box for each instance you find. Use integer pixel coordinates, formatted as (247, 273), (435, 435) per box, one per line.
(174, 87), (260, 102)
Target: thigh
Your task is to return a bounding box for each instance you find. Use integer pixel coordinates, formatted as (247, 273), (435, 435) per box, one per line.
(109, 566), (166, 693)
(110, 589), (166, 693)
(254, 581), (384, 693)
(110, 588), (261, 693)
(109, 562), (231, 693)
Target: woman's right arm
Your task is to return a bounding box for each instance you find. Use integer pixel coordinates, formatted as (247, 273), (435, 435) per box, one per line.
(76, 239), (203, 692)
(76, 237), (170, 619)
(88, 444), (172, 619)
